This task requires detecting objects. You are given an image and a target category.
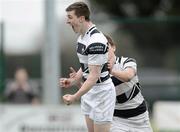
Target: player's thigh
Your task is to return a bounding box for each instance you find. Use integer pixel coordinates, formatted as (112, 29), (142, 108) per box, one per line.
(94, 122), (111, 132)
(91, 85), (116, 122)
(85, 115), (94, 132)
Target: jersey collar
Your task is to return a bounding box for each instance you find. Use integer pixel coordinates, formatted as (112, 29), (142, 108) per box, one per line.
(86, 24), (96, 35)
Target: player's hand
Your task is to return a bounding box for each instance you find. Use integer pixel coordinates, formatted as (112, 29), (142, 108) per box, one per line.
(63, 94), (76, 105)
(69, 67), (77, 78)
(59, 78), (72, 88)
(108, 58), (115, 73)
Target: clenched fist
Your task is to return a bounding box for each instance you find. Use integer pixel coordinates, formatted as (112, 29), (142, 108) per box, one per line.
(63, 94), (76, 105)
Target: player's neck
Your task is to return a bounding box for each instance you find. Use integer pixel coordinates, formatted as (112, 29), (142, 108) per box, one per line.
(80, 21), (93, 37)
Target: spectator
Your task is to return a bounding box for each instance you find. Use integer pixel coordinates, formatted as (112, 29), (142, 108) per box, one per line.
(4, 67), (39, 104)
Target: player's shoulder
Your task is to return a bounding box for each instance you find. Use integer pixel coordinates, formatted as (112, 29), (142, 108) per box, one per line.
(88, 31), (107, 45)
(121, 56), (136, 65)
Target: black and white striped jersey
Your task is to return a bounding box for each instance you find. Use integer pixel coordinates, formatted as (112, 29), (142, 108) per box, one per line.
(76, 25), (110, 84)
(112, 56), (147, 118)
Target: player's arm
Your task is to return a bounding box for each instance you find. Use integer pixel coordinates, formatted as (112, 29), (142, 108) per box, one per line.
(69, 67), (83, 88)
(63, 65), (101, 104)
(60, 68), (83, 88)
(108, 56), (136, 82)
(72, 67), (83, 85)
(74, 64), (101, 100)
(111, 67), (136, 82)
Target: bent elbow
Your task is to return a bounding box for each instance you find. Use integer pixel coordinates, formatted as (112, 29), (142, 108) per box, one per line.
(123, 78), (131, 82)
(124, 75), (134, 82)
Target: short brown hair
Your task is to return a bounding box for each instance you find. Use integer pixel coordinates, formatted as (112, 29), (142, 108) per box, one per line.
(104, 34), (116, 47)
(66, 2), (90, 21)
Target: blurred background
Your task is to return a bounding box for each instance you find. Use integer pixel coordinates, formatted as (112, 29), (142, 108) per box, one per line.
(0, 0), (180, 131)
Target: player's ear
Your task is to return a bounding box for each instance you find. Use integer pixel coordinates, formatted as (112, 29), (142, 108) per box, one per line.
(79, 16), (85, 23)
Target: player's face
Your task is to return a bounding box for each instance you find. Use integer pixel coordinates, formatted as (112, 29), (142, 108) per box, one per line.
(66, 10), (82, 34)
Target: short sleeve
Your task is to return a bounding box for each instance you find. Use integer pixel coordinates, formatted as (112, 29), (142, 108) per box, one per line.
(123, 57), (137, 71)
(86, 34), (108, 65)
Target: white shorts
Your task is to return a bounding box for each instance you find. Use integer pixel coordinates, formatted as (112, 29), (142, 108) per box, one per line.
(81, 80), (116, 124)
(110, 111), (153, 132)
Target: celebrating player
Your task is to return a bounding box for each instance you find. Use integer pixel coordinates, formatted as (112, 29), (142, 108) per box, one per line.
(60, 2), (116, 132)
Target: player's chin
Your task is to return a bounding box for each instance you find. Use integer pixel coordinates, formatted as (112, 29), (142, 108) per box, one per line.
(71, 25), (75, 31)
(72, 28), (78, 33)
(71, 26), (78, 33)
